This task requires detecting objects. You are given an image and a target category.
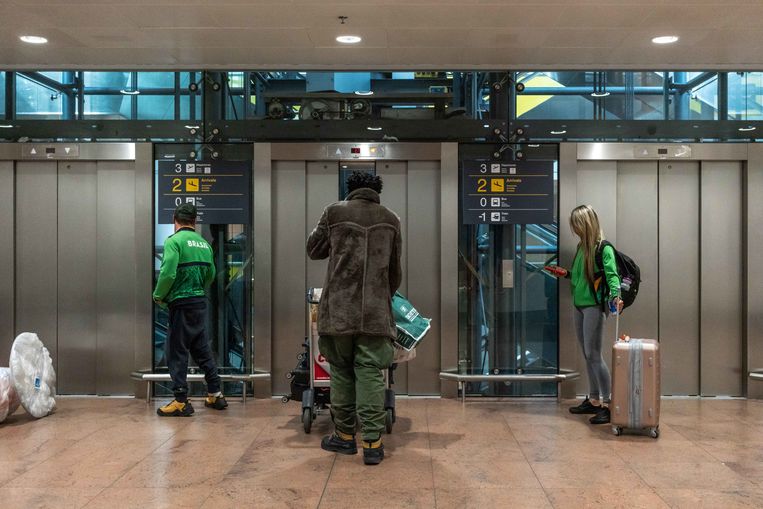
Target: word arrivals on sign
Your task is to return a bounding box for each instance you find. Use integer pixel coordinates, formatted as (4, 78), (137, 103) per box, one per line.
(158, 160), (251, 225)
(461, 160), (554, 225)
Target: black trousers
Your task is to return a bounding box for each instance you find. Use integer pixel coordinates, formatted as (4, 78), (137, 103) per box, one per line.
(167, 297), (221, 401)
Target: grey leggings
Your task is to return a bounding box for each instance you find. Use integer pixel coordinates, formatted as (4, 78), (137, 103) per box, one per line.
(573, 306), (611, 404)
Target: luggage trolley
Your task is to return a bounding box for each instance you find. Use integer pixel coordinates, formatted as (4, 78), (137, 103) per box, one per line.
(283, 288), (396, 434)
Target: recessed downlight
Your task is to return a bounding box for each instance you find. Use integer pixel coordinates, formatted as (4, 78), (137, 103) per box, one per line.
(336, 35), (362, 44)
(20, 35), (47, 44)
(591, 91), (611, 97)
(739, 126), (757, 132)
(652, 35), (679, 44)
(550, 130), (567, 135)
(354, 90), (374, 96)
(0, 124), (14, 128)
(120, 89), (140, 95)
(367, 126), (383, 131)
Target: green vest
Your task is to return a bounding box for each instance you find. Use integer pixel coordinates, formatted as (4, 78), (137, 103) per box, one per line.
(153, 228), (216, 304)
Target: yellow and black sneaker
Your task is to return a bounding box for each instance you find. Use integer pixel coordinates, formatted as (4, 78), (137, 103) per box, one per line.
(204, 394), (228, 410)
(362, 438), (384, 465)
(321, 431), (358, 455)
(157, 399), (194, 417)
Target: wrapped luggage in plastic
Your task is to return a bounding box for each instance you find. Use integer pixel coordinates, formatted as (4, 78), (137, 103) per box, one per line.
(9, 333), (57, 418)
(0, 367), (21, 423)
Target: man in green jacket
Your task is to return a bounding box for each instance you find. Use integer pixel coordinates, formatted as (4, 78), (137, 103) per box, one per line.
(307, 171), (402, 465)
(153, 204), (227, 416)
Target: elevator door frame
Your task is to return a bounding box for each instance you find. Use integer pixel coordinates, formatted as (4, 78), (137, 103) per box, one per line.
(0, 143), (153, 395)
(559, 142), (762, 399)
(252, 143), (459, 397)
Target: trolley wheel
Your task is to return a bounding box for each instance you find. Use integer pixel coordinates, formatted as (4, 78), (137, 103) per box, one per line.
(612, 426), (622, 436)
(385, 408), (394, 434)
(649, 427), (660, 439)
(302, 407), (313, 434)
(286, 371), (294, 379)
(297, 353), (306, 361)
(281, 396), (290, 403)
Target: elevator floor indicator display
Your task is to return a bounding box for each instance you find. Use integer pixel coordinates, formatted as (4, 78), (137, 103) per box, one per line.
(461, 160), (554, 224)
(158, 160), (251, 224)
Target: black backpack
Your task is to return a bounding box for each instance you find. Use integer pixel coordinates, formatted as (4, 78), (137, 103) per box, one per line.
(592, 240), (641, 312)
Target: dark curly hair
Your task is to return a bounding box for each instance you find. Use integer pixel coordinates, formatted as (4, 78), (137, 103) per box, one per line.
(346, 171), (383, 195)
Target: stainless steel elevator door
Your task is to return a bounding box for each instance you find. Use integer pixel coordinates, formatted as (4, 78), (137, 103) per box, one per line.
(659, 161), (700, 395)
(701, 162), (743, 396)
(12, 159), (139, 395)
(567, 151), (745, 397)
(270, 156), (441, 395)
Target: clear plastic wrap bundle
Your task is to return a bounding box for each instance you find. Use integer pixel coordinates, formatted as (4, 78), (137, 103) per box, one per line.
(0, 367), (21, 423)
(9, 333), (57, 418)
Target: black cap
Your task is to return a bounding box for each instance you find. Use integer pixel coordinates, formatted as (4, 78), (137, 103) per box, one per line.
(174, 203), (197, 223)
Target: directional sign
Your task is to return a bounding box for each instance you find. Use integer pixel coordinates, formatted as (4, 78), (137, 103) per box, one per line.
(461, 160), (554, 224)
(158, 160), (251, 224)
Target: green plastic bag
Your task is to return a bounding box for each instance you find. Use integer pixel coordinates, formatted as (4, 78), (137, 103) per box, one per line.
(392, 292), (431, 351)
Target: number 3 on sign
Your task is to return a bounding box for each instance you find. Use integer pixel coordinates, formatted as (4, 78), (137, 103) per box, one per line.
(477, 178), (487, 192)
(480, 163), (487, 174)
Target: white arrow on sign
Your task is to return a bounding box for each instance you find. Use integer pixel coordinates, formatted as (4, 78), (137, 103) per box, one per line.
(64, 147), (71, 154)
(30, 148), (37, 155)
(335, 148), (342, 156)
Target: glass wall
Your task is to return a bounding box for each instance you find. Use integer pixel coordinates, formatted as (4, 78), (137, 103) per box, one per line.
(152, 157), (252, 397)
(458, 144), (559, 397)
(729, 72), (763, 121)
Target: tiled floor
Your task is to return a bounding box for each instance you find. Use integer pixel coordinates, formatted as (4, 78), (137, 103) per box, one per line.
(1, 397), (762, 508)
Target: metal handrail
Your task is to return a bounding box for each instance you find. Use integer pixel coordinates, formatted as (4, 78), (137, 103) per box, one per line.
(131, 369), (270, 404)
(439, 369), (580, 404)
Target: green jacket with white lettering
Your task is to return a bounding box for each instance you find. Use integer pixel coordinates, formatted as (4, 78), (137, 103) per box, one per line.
(153, 227), (216, 305)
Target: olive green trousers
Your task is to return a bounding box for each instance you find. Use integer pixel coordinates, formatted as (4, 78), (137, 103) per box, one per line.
(318, 335), (395, 442)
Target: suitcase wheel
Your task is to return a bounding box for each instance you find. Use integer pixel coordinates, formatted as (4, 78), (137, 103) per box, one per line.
(612, 426), (623, 436)
(302, 407), (313, 434)
(281, 396), (290, 403)
(385, 408), (394, 434)
(649, 427), (659, 439)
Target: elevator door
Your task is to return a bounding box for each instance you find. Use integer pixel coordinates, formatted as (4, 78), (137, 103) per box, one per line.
(271, 157), (441, 395)
(1, 159), (141, 395)
(566, 156), (744, 396)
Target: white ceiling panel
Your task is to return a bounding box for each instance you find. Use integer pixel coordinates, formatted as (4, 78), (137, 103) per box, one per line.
(1, 1), (762, 69)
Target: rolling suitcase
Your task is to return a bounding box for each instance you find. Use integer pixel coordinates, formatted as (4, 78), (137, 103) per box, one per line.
(610, 312), (661, 438)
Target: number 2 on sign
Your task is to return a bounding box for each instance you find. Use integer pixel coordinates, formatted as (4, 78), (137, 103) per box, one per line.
(477, 178), (487, 192)
(172, 178), (182, 192)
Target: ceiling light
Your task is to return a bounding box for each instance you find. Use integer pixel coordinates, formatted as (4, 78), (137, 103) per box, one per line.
(19, 35), (47, 44)
(336, 35), (362, 44)
(120, 89), (140, 95)
(528, 144), (540, 148)
(0, 125), (14, 129)
(591, 92), (610, 97)
(739, 126), (757, 132)
(185, 125), (200, 129)
(652, 35), (679, 44)
(550, 130), (567, 135)
(367, 126), (383, 131)
(355, 90), (374, 96)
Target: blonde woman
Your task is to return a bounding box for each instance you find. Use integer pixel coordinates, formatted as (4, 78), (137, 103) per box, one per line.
(545, 205), (622, 425)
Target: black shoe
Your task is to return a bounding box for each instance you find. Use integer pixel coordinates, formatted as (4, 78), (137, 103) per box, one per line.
(569, 398), (601, 414)
(205, 394), (228, 410)
(157, 399), (194, 417)
(321, 433), (358, 455)
(363, 440), (384, 465)
(590, 406), (611, 424)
